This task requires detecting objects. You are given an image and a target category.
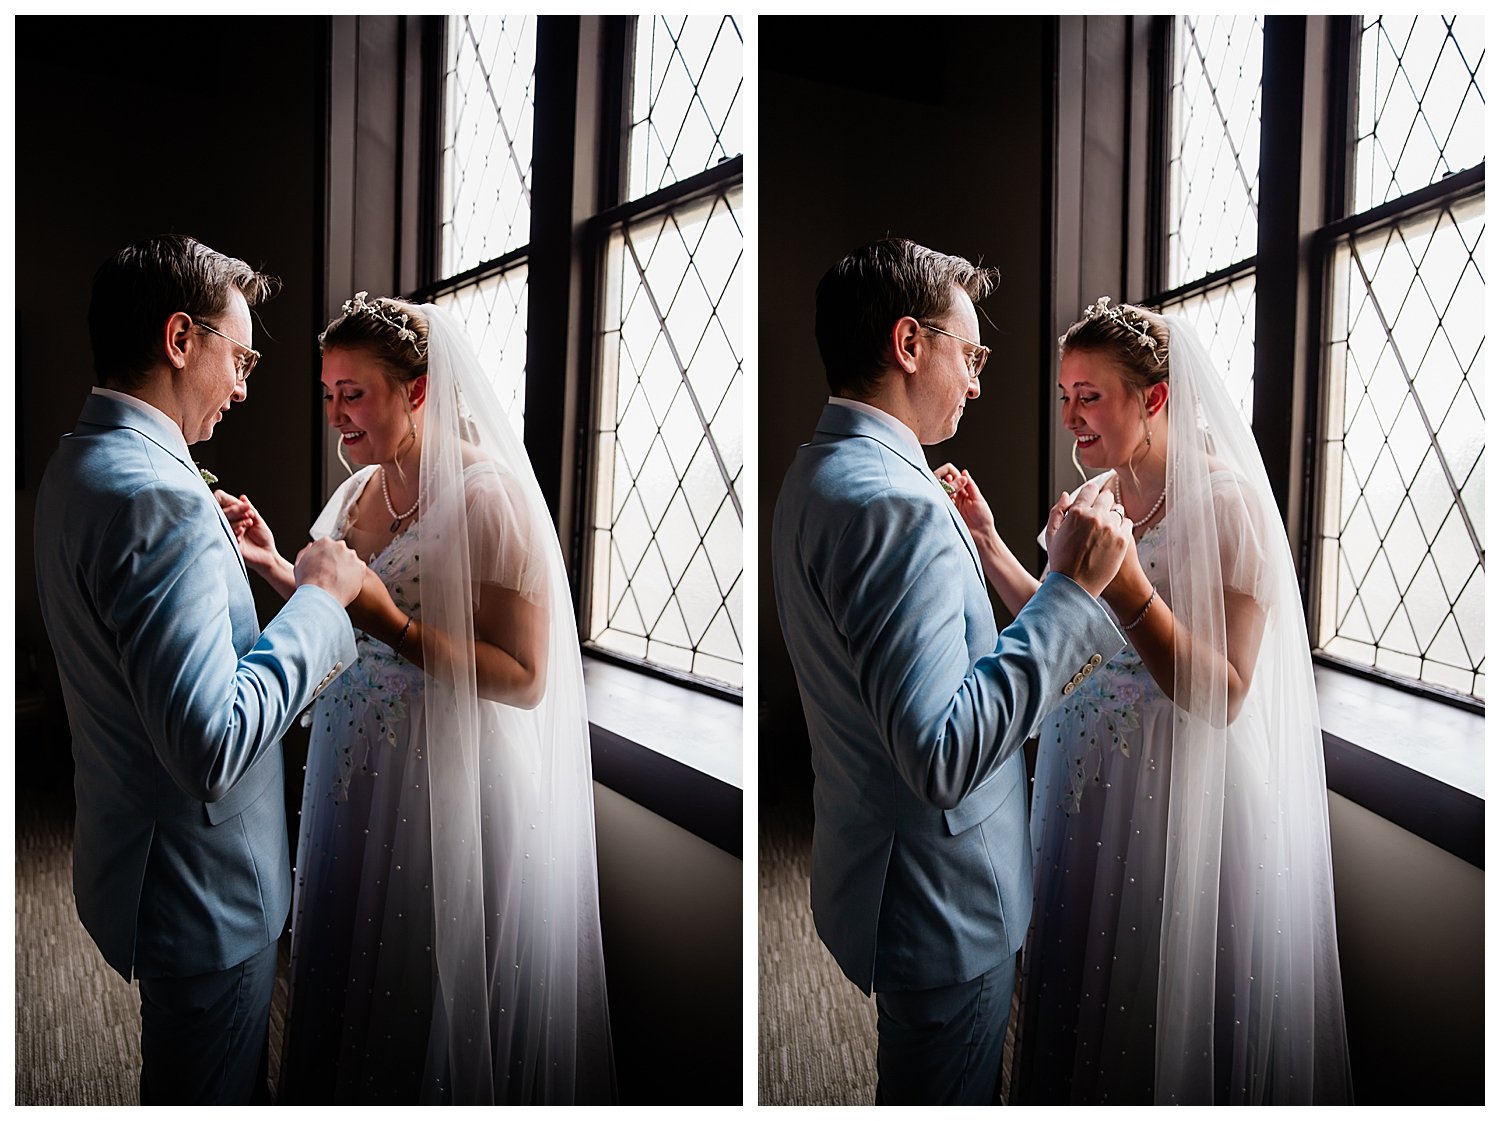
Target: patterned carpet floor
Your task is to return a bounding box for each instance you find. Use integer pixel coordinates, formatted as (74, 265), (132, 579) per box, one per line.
(757, 782), (1021, 1106)
(757, 788), (879, 1105)
(13, 786), (290, 1105)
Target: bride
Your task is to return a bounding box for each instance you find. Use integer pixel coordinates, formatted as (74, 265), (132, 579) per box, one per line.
(939, 299), (1351, 1103)
(220, 294), (614, 1103)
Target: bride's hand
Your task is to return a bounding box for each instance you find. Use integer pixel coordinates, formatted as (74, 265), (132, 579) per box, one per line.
(1101, 530), (1151, 615)
(934, 463), (997, 540)
(347, 566), (404, 640)
(215, 490), (282, 573)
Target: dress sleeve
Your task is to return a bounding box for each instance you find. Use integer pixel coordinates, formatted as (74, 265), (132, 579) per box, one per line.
(464, 463), (547, 604)
(310, 468), (372, 541)
(1211, 470), (1271, 603)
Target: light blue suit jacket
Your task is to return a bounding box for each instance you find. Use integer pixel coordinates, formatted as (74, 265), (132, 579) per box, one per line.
(34, 392), (357, 980)
(772, 402), (1124, 994)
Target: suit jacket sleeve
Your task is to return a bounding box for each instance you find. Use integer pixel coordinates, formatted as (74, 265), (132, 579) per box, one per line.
(94, 477), (357, 803)
(827, 485), (1122, 811)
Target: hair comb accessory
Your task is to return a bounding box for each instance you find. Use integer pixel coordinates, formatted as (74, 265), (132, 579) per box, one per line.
(1080, 296), (1161, 355)
(341, 291), (426, 356)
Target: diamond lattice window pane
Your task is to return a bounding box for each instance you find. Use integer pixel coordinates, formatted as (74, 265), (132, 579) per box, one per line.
(589, 186), (743, 686)
(1318, 192), (1484, 699)
(1160, 272), (1257, 421)
(1168, 16), (1263, 287)
(442, 15), (536, 275)
(1354, 16), (1485, 213)
(627, 16), (743, 202)
(434, 265), (529, 429)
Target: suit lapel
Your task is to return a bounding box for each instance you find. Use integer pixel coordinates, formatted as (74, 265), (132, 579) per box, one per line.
(815, 403), (985, 583)
(208, 495), (250, 583)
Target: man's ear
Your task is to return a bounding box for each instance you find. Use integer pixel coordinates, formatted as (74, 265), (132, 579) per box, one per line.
(892, 316), (922, 375)
(163, 311), (194, 371)
(409, 373), (428, 409)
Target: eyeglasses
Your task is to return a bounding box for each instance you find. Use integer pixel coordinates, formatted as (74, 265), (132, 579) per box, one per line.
(192, 319), (260, 381)
(920, 322), (989, 378)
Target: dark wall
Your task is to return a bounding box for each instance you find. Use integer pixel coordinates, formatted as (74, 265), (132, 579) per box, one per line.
(759, 16), (1055, 799)
(593, 785), (741, 1103)
(16, 16), (327, 793)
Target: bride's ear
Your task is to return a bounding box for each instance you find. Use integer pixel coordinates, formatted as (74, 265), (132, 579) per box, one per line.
(409, 374), (428, 409)
(1145, 381), (1168, 417)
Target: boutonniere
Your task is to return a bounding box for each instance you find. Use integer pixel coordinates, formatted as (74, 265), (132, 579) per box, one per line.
(197, 465), (219, 488)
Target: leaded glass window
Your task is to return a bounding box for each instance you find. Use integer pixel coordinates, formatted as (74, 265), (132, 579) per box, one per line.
(435, 15), (536, 426)
(1159, 273), (1257, 422)
(587, 16), (743, 688)
(1167, 15), (1263, 288)
(1164, 15), (1263, 414)
(1353, 16), (1486, 212)
(1313, 14), (1485, 701)
(627, 16), (743, 202)
(438, 266), (530, 424)
(1317, 186), (1484, 698)
(441, 15), (536, 275)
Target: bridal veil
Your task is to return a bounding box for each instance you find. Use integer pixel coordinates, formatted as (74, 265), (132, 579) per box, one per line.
(1152, 315), (1351, 1102)
(409, 302), (614, 1102)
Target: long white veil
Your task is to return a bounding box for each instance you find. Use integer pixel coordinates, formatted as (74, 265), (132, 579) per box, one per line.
(1152, 316), (1351, 1102)
(413, 302), (615, 1102)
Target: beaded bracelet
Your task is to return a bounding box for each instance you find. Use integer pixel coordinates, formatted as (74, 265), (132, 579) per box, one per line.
(392, 614), (414, 655)
(1123, 588), (1157, 631)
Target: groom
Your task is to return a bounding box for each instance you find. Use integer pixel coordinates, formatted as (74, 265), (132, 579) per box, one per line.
(33, 235), (365, 1103)
(772, 239), (1129, 1104)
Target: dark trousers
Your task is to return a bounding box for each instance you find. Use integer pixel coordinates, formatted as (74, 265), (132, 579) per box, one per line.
(137, 940), (278, 1105)
(874, 956), (1016, 1106)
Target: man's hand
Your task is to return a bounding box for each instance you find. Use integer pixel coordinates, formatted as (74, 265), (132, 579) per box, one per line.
(1045, 476), (1131, 597)
(293, 538), (366, 607)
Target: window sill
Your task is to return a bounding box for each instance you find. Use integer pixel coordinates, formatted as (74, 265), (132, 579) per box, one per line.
(1315, 664), (1483, 868)
(582, 655), (742, 858)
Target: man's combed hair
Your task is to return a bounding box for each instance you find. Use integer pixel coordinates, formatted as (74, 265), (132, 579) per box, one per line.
(89, 234), (279, 390)
(814, 238), (998, 397)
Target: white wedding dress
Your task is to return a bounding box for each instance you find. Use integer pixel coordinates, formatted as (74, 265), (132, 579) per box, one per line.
(1017, 494), (1195, 1102)
(1014, 313), (1351, 1105)
(279, 463), (535, 1100)
(278, 301), (614, 1104)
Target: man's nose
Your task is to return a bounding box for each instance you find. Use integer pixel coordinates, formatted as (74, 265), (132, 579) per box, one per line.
(231, 379), (248, 403)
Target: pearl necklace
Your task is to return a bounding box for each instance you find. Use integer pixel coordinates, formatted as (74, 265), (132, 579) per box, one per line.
(380, 467), (423, 533)
(1132, 478), (1168, 528)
